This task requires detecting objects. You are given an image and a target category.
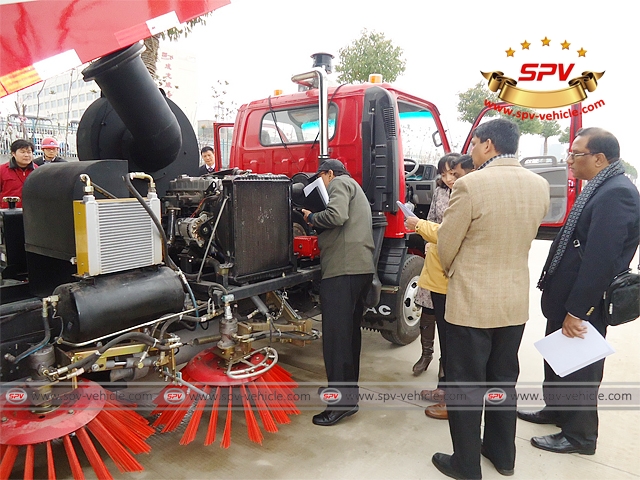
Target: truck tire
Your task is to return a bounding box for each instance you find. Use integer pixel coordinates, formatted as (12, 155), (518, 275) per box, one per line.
(380, 254), (423, 345)
(292, 210), (311, 237)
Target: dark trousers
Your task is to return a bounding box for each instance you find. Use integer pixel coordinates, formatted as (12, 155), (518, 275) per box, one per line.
(446, 322), (525, 478)
(431, 292), (447, 388)
(541, 316), (605, 449)
(319, 273), (372, 407)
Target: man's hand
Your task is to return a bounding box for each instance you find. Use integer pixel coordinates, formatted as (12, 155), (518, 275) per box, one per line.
(404, 216), (419, 231)
(301, 209), (312, 224)
(561, 313), (588, 339)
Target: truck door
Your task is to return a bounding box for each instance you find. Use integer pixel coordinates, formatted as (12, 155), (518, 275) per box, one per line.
(520, 155), (571, 228)
(214, 122), (234, 170)
(462, 102), (583, 239)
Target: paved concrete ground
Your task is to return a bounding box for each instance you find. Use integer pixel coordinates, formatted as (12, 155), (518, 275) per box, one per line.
(14, 240), (640, 479)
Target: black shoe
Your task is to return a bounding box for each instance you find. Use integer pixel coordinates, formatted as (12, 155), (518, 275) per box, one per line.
(480, 445), (514, 476)
(517, 409), (560, 426)
(431, 453), (481, 480)
(530, 432), (595, 455)
(312, 405), (359, 426)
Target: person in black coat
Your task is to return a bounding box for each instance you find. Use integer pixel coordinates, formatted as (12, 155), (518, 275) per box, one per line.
(34, 137), (67, 166)
(198, 146), (215, 175)
(519, 127), (640, 455)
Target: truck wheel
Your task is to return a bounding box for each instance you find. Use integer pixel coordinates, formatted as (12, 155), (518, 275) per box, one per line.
(292, 210), (311, 237)
(380, 254), (423, 345)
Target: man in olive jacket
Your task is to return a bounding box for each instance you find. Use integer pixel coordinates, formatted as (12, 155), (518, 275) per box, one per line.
(302, 159), (375, 426)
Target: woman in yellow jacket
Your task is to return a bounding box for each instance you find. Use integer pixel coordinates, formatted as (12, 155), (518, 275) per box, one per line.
(406, 154), (475, 420)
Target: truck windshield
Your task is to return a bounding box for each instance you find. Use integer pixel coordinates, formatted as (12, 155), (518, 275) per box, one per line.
(260, 104), (338, 145)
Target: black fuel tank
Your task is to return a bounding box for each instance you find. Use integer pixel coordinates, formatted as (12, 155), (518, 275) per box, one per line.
(54, 266), (184, 343)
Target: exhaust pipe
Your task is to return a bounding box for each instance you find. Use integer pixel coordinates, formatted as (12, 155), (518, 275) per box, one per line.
(291, 53), (333, 161)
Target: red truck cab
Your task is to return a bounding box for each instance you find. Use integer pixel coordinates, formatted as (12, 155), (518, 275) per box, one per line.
(215, 63), (582, 345)
(217, 72), (457, 345)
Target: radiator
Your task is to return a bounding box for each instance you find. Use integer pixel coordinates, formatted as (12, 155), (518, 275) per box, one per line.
(73, 196), (162, 276)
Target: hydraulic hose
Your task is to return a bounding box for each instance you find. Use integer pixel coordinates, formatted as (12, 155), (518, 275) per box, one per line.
(8, 306), (51, 364)
(60, 332), (175, 374)
(124, 173), (175, 270)
(124, 173), (199, 317)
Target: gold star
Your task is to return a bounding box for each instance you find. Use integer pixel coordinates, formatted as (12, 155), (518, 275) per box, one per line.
(521, 40), (531, 50)
(506, 47), (515, 57)
(577, 48), (587, 57)
(561, 40), (571, 50)
(541, 37), (551, 46)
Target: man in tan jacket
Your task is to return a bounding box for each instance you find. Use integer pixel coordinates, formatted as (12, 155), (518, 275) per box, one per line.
(431, 119), (550, 479)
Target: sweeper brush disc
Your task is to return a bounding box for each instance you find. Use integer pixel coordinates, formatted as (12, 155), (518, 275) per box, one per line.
(0, 379), (154, 480)
(152, 348), (299, 448)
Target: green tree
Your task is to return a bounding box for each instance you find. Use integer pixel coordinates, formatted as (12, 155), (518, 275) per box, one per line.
(539, 121), (562, 155)
(508, 106), (542, 137)
(456, 83), (541, 136)
(621, 160), (638, 181)
(457, 82), (498, 124)
(335, 29), (406, 84)
(558, 126), (571, 144)
(211, 79), (238, 122)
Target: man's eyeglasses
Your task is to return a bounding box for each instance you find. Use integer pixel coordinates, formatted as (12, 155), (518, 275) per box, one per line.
(566, 151), (601, 159)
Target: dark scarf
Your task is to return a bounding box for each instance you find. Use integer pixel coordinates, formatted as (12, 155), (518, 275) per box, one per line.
(537, 159), (626, 289)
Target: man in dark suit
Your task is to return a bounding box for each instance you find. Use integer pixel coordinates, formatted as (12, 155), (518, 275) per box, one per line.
(198, 146), (215, 175)
(34, 137), (67, 165)
(519, 127), (640, 455)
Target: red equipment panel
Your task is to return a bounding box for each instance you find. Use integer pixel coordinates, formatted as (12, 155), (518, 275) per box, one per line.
(293, 236), (320, 260)
(0, 0), (230, 97)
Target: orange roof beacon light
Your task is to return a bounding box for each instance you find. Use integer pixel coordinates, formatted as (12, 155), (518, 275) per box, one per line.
(369, 73), (383, 84)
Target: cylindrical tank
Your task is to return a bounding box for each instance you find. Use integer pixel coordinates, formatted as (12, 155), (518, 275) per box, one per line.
(54, 266), (185, 343)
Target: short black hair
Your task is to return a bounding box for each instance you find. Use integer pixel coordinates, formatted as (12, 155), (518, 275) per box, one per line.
(473, 118), (519, 155)
(201, 146), (214, 154)
(448, 154), (474, 172)
(10, 139), (35, 153)
(576, 127), (620, 163)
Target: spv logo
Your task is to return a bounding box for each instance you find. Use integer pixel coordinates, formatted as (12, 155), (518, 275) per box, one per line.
(163, 388), (186, 404)
(484, 388), (506, 405)
(5, 387), (28, 404)
(481, 37), (604, 109)
(519, 63), (575, 82)
(320, 388), (342, 404)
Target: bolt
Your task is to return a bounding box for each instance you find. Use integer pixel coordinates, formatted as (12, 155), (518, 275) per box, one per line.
(1, 417), (7, 422)
(68, 409), (74, 415)
(91, 364), (100, 372)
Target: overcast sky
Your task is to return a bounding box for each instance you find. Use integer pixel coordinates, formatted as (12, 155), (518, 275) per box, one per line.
(172, 0), (636, 168)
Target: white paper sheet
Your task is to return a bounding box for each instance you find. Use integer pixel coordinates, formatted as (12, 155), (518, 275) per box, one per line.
(534, 322), (615, 377)
(303, 177), (329, 207)
(396, 200), (417, 218)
